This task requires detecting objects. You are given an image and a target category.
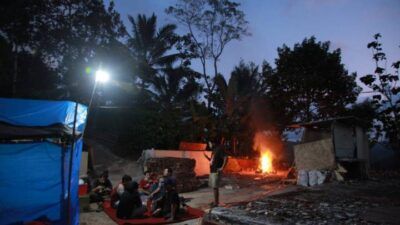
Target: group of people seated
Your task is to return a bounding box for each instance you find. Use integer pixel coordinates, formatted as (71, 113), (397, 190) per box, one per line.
(89, 168), (181, 222)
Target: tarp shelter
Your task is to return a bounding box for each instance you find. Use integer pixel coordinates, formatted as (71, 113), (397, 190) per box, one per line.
(0, 98), (87, 225)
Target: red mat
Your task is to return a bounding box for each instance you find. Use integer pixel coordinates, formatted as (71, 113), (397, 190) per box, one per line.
(103, 200), (204, 225)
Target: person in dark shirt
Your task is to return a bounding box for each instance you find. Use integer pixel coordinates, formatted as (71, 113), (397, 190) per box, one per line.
(117, 181), (147, 219)
(162, 179), (180, 222)
(204, 140), (227, 207)
(149, 168), (176, 213)
(110, 174), (132, 208)
(89, 171), (113, 211)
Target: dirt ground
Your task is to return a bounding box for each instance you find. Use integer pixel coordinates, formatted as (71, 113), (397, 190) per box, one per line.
(80, 139), (298, 225)
(80, 140), (293, 225)
(80, 141), (400, 225)
(80, 172), (293, 225)
(204, 176), (400, 225)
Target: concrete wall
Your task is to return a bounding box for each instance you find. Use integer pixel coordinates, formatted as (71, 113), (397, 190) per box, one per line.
(294, 138), (336, 170)
(356, 126), (370, 166)
(333, 123), (355, 158)
(302, 129), (331, 143)
(80, 151), (88, 177)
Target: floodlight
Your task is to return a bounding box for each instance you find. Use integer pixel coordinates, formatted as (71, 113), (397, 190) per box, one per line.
(95, 69), (110, 83)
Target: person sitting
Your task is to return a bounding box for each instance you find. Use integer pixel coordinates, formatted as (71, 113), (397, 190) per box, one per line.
(89, 171), (112, 210)
(162, 179), (180, 222)
(149, 168), (176, 216)
(111, 175), (132, 208)
(148, 175), (165, 213)
(116, 181), (147, 219)
(139, 171), (153, 195)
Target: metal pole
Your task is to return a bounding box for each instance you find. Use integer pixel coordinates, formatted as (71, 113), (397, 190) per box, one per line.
(88, 80), (98, 112)
(67, 102), (79, 225)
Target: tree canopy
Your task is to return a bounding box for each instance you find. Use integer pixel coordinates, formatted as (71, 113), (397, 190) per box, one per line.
(266, 37), (361, 130)
(1, 0), (396, 156)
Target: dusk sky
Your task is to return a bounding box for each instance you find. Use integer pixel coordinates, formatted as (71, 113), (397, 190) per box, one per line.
(109, 0), (400, 100)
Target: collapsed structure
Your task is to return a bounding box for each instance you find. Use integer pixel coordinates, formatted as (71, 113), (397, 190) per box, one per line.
(291, 117), (370, 185)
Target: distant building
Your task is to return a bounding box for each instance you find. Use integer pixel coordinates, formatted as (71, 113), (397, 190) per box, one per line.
(290, 116), (370, 177)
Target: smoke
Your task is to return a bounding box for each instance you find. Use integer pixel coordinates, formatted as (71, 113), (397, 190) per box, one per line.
(249, 97), (284, 160)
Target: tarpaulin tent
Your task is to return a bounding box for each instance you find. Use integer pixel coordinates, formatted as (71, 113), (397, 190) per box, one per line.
(0, 98), (87, 225)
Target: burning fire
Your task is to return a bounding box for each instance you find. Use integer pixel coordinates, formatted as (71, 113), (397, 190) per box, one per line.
(254, 132), (278, 174)
(259, 149), (273, 173)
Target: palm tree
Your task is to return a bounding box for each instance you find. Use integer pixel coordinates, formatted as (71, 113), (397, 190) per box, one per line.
(150, 66), (201, 111)
(127, 14), (181, 87)
(212, 61), (269, 155)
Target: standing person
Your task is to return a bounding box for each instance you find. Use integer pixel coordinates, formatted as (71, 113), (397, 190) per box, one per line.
(204, 139), (227, 207)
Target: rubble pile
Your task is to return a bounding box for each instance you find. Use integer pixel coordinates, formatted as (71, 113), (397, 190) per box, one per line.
(235, 193), (374, 224)
(145, 157), (200, 193)
(206, 179), (400, 225)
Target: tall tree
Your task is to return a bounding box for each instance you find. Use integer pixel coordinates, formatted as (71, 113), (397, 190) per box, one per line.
(266, 37), (360, 130)
(0, 0), (53, 96)
(150, 66), (201, 111)
(127, 14), (180, 88)
(0, 0), (127, 102)
(166, 0), (250, 108)
(212, 61), (269, 155)
(360, 33), (399, 148)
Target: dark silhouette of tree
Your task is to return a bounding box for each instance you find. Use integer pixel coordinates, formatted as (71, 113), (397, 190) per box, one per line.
(125, 13), (204, 150)
(0, 0), (127, 102)
(166, 0), (250, 108)
(212, 61), (269, 155)
(150, 66), (201, 111)
(266, 37), (361, 130)
(0, 0), (53, 95)
(0, 37), (60, 98)
(127, 14), (181, 88)
(345, 100), (377, 134)
(360, 33), (399, 148)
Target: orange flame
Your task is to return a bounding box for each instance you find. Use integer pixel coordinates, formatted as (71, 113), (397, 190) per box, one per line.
(260, 149), (273, 173)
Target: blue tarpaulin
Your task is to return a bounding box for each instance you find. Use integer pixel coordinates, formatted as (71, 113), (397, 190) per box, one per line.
(0, 98), (87, 132)
(0, 98), (87, 225)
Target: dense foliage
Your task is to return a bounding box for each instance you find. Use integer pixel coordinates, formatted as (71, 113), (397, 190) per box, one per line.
(359, 34), (399, 148)
(0, 1), (395, 156)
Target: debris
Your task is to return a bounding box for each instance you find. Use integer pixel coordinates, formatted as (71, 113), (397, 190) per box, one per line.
(297, 170), (309, 186)
(334, 171), (345, 181)
(337, 164), (347, 173)
(224, 184), (240, 190)
(316, 170), (328, 184)
(285, 166), (296, 179)
(319, 202), (329, 207)
(308, 170), (318, 186)
(345, 212), (357, 218)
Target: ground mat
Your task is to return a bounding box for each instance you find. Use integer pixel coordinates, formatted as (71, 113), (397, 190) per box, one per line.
(103, 200), (204, 225)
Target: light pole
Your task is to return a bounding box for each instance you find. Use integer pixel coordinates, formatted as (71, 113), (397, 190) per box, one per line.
(88, 69), (110, 110)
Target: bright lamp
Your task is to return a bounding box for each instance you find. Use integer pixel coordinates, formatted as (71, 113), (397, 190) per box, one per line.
(95, 69), (110, 83)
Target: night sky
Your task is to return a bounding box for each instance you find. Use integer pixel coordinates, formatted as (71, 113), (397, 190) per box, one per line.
(108, 0), (400, 100)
